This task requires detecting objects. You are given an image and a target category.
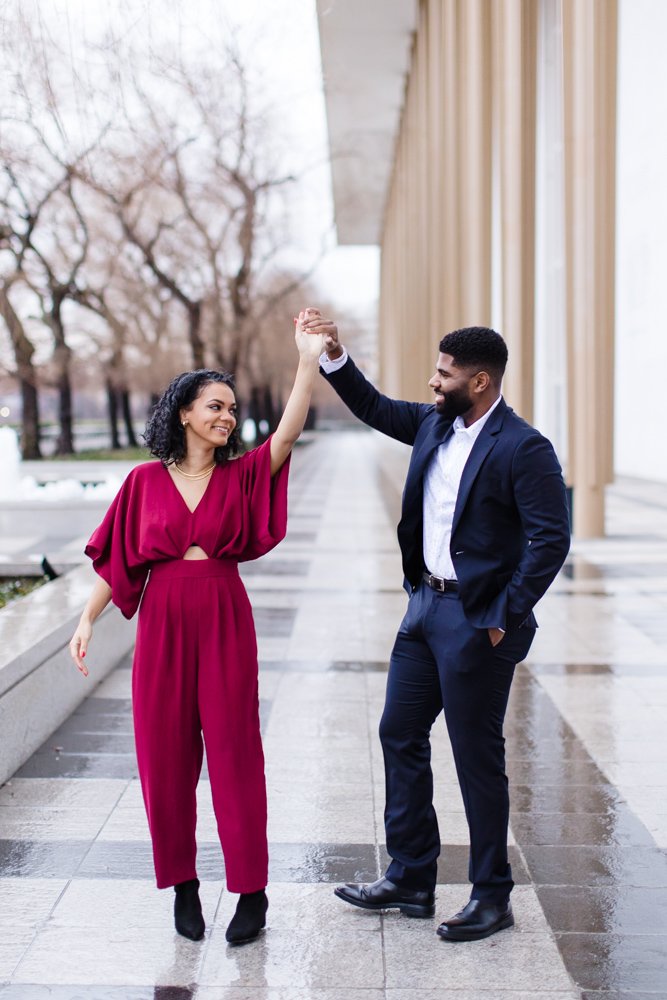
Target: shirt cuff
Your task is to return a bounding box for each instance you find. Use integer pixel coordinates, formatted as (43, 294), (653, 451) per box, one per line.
(319, 347), (348, 373)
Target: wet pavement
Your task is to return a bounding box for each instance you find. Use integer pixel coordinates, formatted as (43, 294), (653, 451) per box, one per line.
(1, 430), (667, 997)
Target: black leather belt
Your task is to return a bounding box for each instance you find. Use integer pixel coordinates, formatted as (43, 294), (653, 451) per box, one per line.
(422, 571), (459, 593)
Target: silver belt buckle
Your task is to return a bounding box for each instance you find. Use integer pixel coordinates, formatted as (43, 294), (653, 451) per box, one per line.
(430, 573), (445, 592)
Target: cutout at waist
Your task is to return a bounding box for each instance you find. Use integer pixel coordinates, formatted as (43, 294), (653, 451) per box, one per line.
(183, 545), (209, 560)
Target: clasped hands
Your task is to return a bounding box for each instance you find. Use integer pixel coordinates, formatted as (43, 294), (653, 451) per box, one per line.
(294, 308), (339, 360)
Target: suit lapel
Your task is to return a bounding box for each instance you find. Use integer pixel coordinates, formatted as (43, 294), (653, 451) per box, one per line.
(414, 417), (453, 477)
(451, 399), (507, 535)
(401, 416), (453, 515)
(411, 420), (453, 489)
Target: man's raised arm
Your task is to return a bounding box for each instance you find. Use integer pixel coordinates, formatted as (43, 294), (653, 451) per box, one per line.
(302, 309), (428, 447)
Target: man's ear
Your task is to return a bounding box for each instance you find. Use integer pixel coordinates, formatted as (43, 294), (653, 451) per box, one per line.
(473, 371), (491, 393)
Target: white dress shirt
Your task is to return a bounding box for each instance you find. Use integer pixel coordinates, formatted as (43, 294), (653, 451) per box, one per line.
(423, 395), (502, 579)
(319, 348), (502, 584)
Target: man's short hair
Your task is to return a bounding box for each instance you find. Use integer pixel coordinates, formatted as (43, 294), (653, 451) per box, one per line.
(438, 327), (508, 383)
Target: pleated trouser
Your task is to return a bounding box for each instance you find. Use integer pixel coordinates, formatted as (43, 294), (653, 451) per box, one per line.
(132, 558), (268, 892)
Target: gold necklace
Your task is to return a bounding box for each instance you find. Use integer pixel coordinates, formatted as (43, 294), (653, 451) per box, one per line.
(173, 462), (216, 481)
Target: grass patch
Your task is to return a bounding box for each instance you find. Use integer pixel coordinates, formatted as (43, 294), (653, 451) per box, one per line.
(0, 576), (48, 610)
(50, 447), (150, 462)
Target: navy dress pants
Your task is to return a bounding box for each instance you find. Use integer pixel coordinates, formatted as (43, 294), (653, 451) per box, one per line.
(381, 582), (535, 902)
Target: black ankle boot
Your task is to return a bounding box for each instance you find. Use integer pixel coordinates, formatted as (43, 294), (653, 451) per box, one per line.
(225, 889), (268, 945)
(174, 878), (205, 941)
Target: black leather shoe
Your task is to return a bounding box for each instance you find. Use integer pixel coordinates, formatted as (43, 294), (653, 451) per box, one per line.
(174, 878), (205, 941)
(225, 890), (268, 945)
(437, 898), (514, 941)
(334, 876), (435, 918)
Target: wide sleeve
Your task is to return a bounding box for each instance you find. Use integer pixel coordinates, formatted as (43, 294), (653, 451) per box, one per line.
(236, 436), (290, 561)
(84, 469), (150, 619)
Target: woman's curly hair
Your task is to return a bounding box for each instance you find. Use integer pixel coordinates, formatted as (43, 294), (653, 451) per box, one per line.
(144, 369), (242, 466)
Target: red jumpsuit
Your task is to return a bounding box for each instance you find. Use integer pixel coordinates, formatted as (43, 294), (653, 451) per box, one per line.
(85, 438), (290, 891)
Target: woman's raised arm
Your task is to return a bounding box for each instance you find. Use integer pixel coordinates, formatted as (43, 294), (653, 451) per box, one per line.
(269, 308), (334, 475)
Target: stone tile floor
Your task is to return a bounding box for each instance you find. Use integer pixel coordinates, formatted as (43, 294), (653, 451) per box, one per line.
(1, 430), (667, 998)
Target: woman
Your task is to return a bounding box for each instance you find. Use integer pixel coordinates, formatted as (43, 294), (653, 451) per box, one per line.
(69, 312), (325, 945)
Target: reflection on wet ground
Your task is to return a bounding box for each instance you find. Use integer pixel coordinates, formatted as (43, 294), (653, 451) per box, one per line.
(509, 666), (667, 994)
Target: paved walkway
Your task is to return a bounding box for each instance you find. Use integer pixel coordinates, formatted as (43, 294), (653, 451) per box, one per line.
(1, 430), (666, 998)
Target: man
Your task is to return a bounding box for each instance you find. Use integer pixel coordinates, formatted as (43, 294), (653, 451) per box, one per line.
(305, 313), (570, 942)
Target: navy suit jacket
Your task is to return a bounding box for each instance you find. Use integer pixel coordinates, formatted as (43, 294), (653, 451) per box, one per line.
(322, 356), (571, 631)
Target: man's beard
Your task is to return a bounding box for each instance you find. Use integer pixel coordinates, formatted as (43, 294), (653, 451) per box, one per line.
(435, 390), (472, 421)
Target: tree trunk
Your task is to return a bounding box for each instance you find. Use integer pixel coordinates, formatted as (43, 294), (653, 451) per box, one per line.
(247, 385), (262, 442)
(120, 388), (138, 447)
(0, 284), (42, 459)
(50, 293), (75, 455)
(304, 404), (317, 431)
(262, 384), (276, 431)
(53, 343), (75, 454)
(20, 377), (42, 459)
(188, 301), (205, 369)
(106, 378), (121, 449)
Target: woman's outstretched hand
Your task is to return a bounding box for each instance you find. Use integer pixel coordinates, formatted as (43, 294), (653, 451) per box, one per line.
(294, 308), (338, 361)
(294, 308), (324, 360)
(302, 308), (342, 359)
(270, 307), (336, 474)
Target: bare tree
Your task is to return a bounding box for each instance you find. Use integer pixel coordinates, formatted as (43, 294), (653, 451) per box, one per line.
(0, 281), (42, 457)
(0, 6), (108, 455)
(71, 274), (183, 448)
(0, 158), (74, 457)
(1, 7), (332, 454)
(76, 45), (327, 382)
(23, 176), (94, 453)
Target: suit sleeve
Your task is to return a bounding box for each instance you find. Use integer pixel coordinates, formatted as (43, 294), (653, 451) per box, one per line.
(321, 355), (430, 446)
(505, 434), (571, 627)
